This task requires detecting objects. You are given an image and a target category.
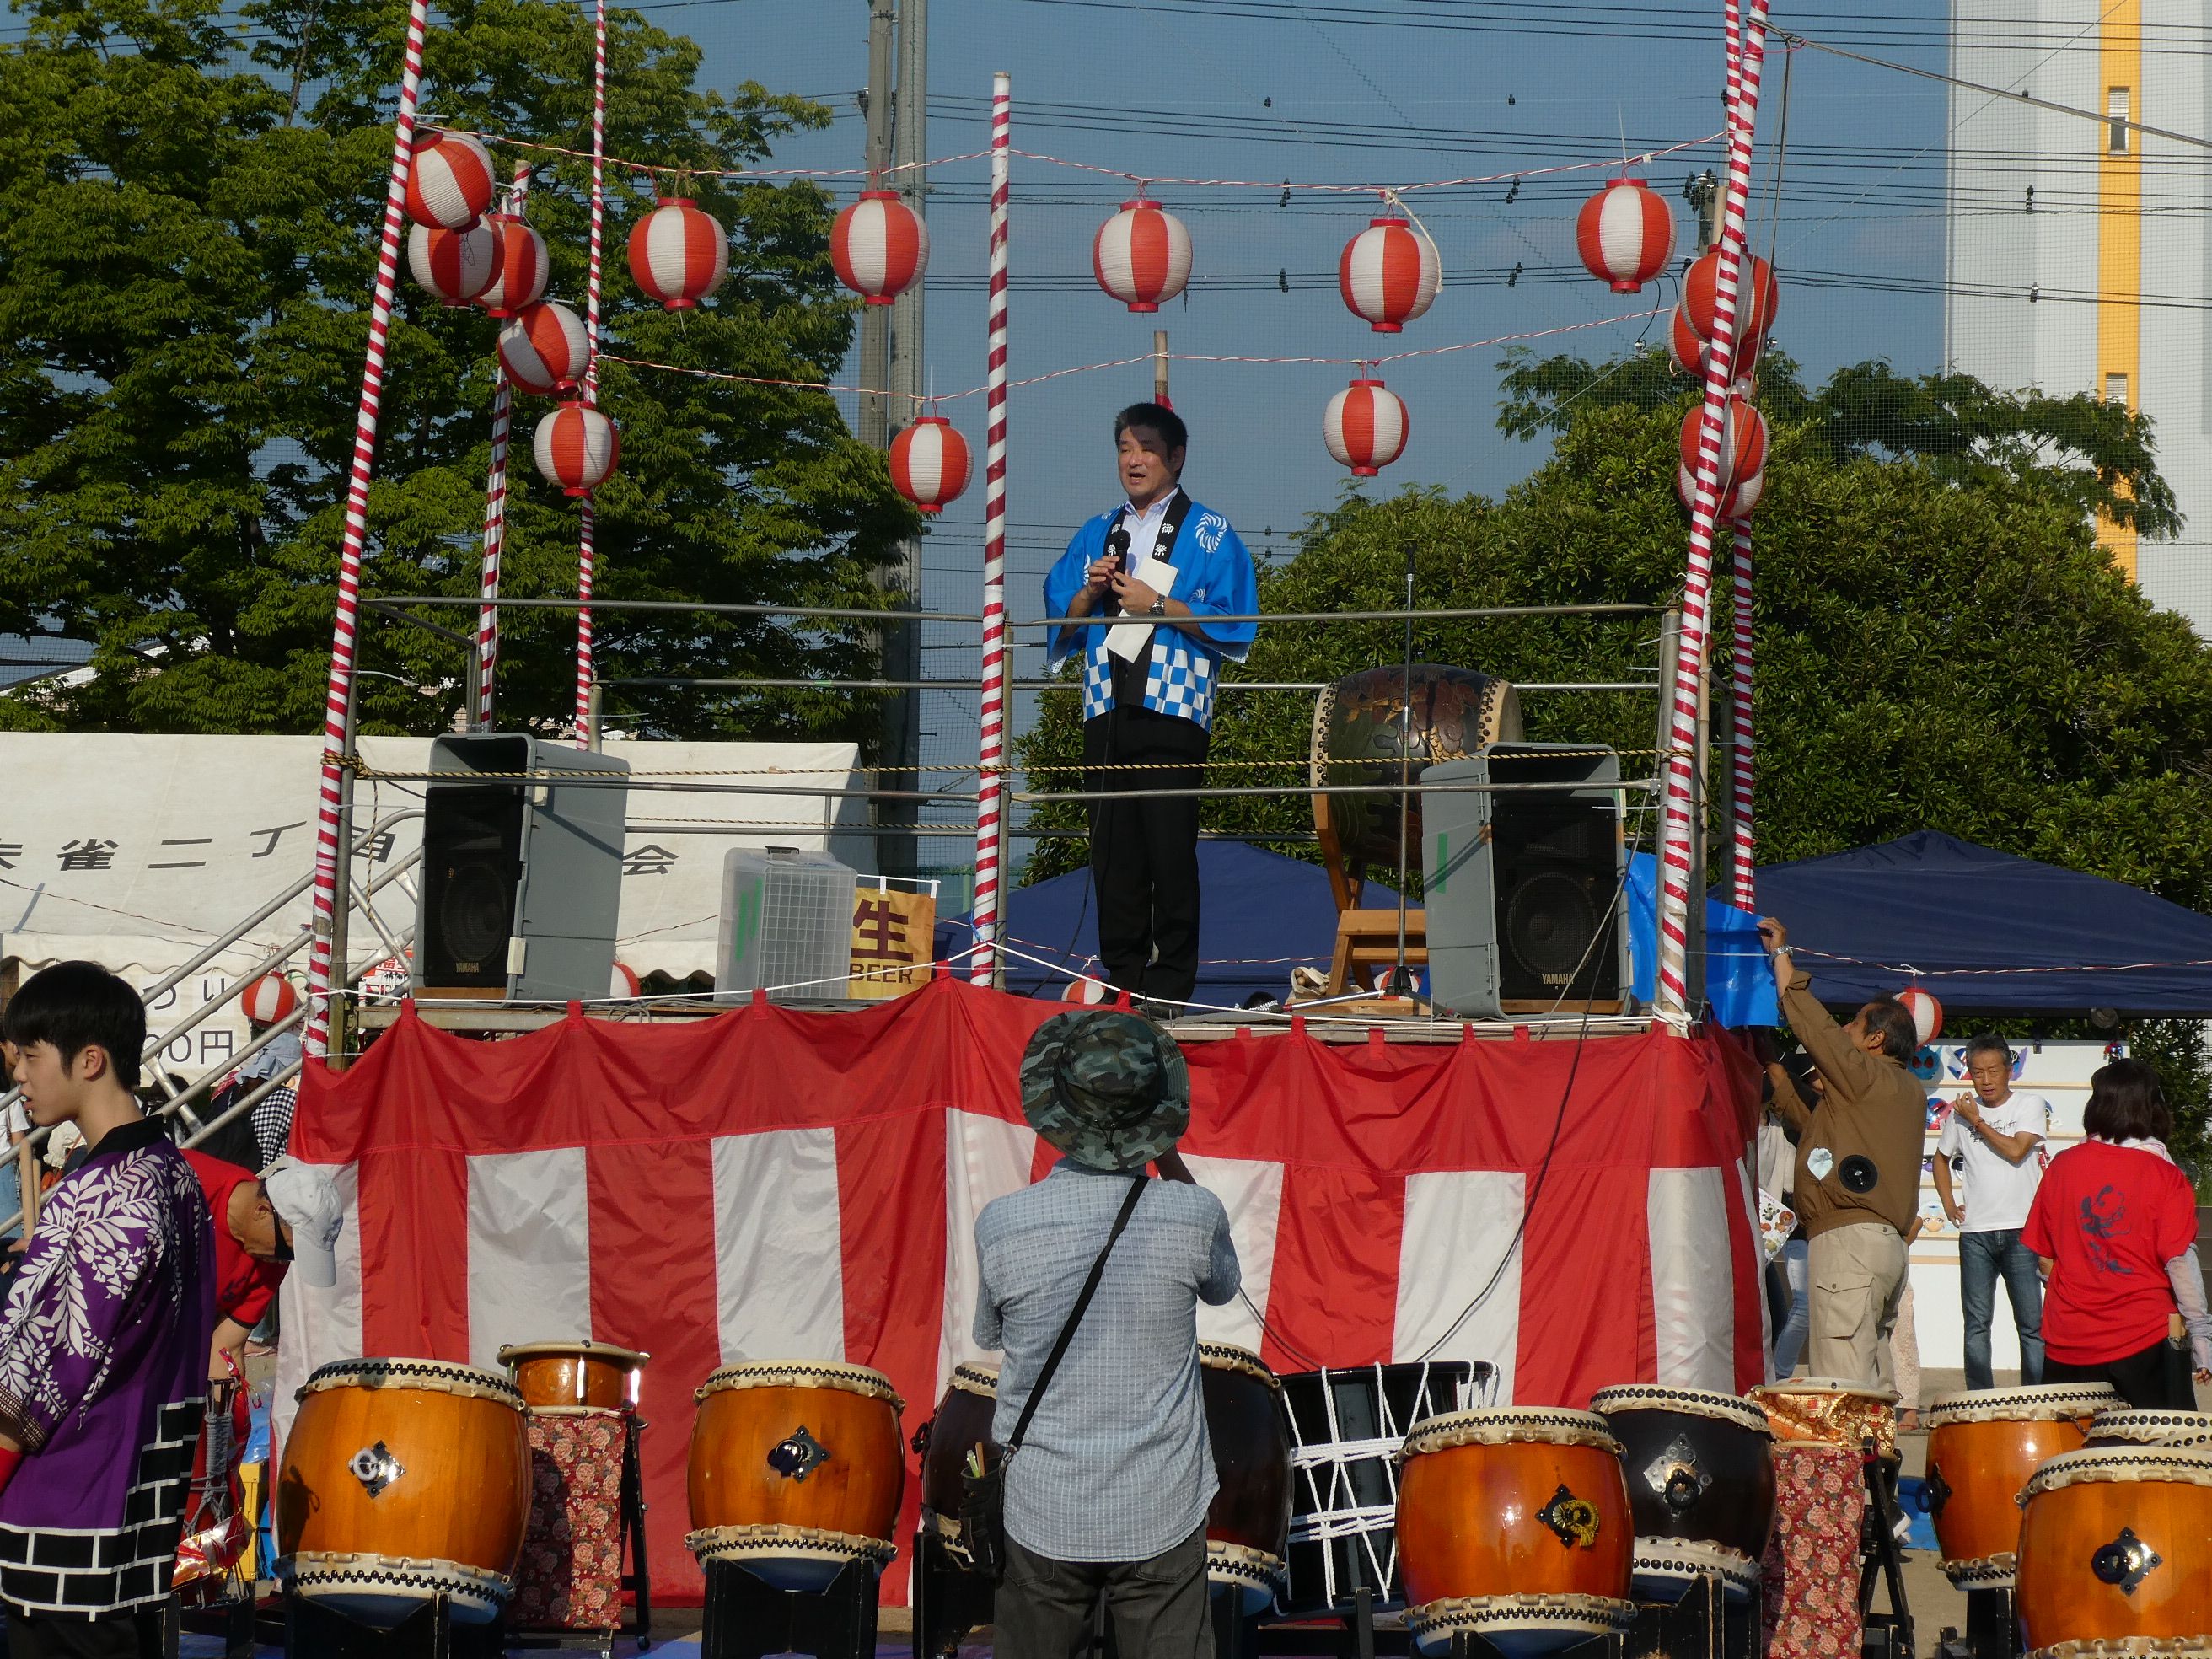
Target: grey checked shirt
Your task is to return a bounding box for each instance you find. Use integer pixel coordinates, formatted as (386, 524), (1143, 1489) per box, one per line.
(973, 1162), (1241, 1562)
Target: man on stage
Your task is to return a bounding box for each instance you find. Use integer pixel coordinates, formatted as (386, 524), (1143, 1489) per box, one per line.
(1044, 405), (1258, 1012)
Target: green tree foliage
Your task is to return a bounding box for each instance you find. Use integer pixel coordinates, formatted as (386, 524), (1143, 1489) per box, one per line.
(0, 0), (916, 738)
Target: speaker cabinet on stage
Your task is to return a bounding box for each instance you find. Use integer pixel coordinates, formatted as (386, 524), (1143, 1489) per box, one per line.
(414, 734), (630, 1003)
(1420, 744), (1629, 1018)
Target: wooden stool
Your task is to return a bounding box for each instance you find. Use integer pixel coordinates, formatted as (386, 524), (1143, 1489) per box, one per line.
(1323, 910), (1427, 997)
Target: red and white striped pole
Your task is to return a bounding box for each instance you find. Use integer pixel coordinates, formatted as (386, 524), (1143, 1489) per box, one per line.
(1651, 0), (1769, 1029)
(303, 0), (434, 1058)
(969, 72), (1012, 985)
(572, 0), (609, 746)
(473, 161), (533, 732)
(1726, 520), (1757, 910)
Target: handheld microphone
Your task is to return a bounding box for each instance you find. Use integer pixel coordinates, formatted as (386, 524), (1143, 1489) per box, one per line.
(1103, 526), (1132, 614)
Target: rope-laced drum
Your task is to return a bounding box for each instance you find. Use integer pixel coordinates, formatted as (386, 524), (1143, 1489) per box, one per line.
(1921, 1383), (2123, 1589)
(1198, 1342), (1293, 1613)
(1396, 1409), (1634, 1656)
(275, 1358), (533, 1628)
(1278, 1360), (1477, 1617)
(1589, 1385), (1774, 1603)
(685, 1360), (906, 1591)
(2016, 1447), (2212, 1659)
(496, 1340), (649, 1410)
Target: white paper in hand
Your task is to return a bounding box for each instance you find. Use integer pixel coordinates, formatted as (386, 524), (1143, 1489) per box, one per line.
(1104, 556), (1178, 663)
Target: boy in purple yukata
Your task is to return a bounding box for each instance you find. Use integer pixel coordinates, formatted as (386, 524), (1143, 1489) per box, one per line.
(0, 962), (217, 1659)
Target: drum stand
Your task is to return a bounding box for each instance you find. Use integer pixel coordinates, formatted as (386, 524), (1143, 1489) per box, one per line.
(1626, 1571), (1758, 1659)
(698, 1556), (880, 1659)
(910, 1527), (995, 1659)
(282, 1592), (507, 1658)
(504, 1411), (654, 1655)
(1856, 1447), (1916, 1659)
(1936, 1591), (2019, 1659)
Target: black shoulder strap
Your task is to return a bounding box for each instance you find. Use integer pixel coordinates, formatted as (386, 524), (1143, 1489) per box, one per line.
(1007, 1174), (1147, 1452)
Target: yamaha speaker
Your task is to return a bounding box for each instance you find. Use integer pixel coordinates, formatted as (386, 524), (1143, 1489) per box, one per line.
(1420, 744), (1629, 1017)
(414, 734), (630, 1002)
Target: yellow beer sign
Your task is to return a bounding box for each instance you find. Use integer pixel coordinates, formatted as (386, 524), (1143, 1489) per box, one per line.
(848, 886), (937, 1000)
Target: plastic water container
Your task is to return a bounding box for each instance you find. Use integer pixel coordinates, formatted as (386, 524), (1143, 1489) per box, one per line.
(717, 847), (857, 1001)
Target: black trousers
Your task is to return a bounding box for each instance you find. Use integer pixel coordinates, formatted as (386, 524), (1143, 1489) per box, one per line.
(996, 1524), (1211, 1659)
(2043, 1336), (2196, 1411)
(3, 1606), (165, 1659)
(1083, 707), (1209, 1007)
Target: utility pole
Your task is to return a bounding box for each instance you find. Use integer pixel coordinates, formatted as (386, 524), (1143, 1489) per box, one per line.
(858, 0), (894, 449)
(1152, 328), (1170, 405)
(1683, 169), (1721, 257)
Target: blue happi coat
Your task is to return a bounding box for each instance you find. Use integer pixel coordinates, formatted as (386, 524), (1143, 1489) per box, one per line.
(1042, 493), (1258, 731)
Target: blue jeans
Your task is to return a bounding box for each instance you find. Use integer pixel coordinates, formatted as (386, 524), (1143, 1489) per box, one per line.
(1773, 1236), (1811, 1377)
(1960, 1227), (2045, 1390)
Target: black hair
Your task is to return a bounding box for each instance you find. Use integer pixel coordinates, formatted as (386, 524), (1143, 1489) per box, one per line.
(1963, 1033), (2014, 1067)
(1114, 402), (1189, 457)
(3, 960), (144, 1090)
(1859, 997), (1920, 1063)
(2083, 1058), (2171, 1144)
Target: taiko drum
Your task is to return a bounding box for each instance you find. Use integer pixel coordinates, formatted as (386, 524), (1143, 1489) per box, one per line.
(1200, 1342), (1294, 1612)
(1396, 1408), (1635, 1656)
(919, 1361), (1000, 1542)
(685, 1360), (905, 1590)
(2086, 1409), (2212, 1450)
(276, 1358), (533, 1627)
(1922, 1384), (2122, 1589)
(2016, 1447), (2212, 1657)
(497, 1340), (649, 1410)
(1589, 1385), (1774, 1603)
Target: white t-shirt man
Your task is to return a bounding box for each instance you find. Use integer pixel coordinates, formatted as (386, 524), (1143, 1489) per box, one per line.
(1936, 1090), (2052, 1232)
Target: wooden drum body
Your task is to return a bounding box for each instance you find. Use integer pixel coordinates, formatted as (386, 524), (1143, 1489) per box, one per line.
(1923, 1384), (2122, 1590)
(1396, 1409), (1635, 1656)
(1200, 1342), (1293, 1613)
(2016, 1447), (2212, 1658)
(497, 1340), (648, 1409)
(918, 1362), (1000, 1544)
(2087, 1410), (2212, 1450)
(1589, 1386), (1774, 1603)
(685, 1361), (905, 1590)
(276, 1358), (533, 1628)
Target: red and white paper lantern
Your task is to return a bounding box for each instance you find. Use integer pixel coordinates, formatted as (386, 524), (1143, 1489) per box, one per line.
(1898, 987), (1943, 1047)
(628, 197), (729, 310)
(1574, 177), (1676, 293)
(1337, 217), (1442, 334)
(497, 301), (588, 395)
(1092, 199), (1192, 314)
(1676, 395), (1769, 518)
(889, 416), (971, 514)
(611, 962), (643, 999)
(831, 190), (929, 306)
(1667, 302), (1711, 379)
(1684, 250), (1780, 348)
(1323, 378), (1409, 477)
(240, 974), (301, 1025)
(476, 213), (548, 317)
(404, 129), (497, 231)
(406, 222), (502, 308)
(534, 401), (620, 497)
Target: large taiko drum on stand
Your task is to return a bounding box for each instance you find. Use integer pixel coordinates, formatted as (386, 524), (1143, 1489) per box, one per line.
(1922, 1383), (2123, 1590)
(1396, 1408), (1635, 1656)
(1199, 1342), (1294, 1613)
(918, 1361), (1000, 1549)
(685, 1361), (906, 1590)
(1279, 1361), (1476, 1616)
(2086, 1409), (2212, 1449)
(1589, 1385), (1774, 1603)
(1750, 1378), (1899, 1461)
(275, 1358), (533, 1627)
(497, 1340), (649, 1409)
(2016, 1447), (2212, 1657)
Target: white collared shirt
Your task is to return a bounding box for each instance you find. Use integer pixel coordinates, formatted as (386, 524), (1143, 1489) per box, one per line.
(1115, 489), (1178, 566)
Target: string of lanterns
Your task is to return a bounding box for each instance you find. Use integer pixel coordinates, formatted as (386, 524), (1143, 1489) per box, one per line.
(1664, 247), (1782, 517)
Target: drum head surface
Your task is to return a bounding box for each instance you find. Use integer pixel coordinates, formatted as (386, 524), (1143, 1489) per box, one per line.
(1924, 1383), (2123, 1426)
(496, 1340), (650, 1368)
(298, 1357), (525, 1409)
(1589, 1386), (1769, 1436)
(1199, 1342), (1281, 1389)
(2022, 1446), (2212, 1499)
(695, 1359), (904, 1409)
(949, 1361), (1001, 1397)
(2086, 1410), (2212, 1447)
(1402, 1407), (1619, 1458)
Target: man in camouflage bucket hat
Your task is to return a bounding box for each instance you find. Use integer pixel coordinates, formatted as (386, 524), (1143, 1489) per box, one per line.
(976, 1010), (1237, 1657)
(1018, 1009), (1190, 1171)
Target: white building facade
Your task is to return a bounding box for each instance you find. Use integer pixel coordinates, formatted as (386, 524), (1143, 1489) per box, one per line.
(1945, 0), (2212, 630)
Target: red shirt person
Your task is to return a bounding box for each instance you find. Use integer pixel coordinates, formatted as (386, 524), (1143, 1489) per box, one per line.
(180, 1150), (289, 1380)
(2022, 1059), (2206, 1411)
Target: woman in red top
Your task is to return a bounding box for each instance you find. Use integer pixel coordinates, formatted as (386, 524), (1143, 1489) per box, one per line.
(2022, 1060), (2206, 1410)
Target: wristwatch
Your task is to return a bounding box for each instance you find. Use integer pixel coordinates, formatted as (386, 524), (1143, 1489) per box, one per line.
(1147, 596), (1168, 617)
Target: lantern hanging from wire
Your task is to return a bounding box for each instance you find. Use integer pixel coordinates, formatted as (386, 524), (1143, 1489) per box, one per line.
(1898, 987), (1943, 1046)
(1667, 301), (1710, 379)
(534, 401), (620, 497)
(1337, 216), (1442, 333)
(240, 974), (300, 1025)
(1093, 198), (1192, 313)
(1323, 377), (1409, 477)
(1676, 395), (1769, 518)
(497, 301), (589, 395)
(628, 197), (729, 310)
(1573, 177), (1676, 293)
(404, 129), (497, 230)
(476, 213), (549, 317)
(831, 190), (929, 306)
(1683, 249), (1780, 347)
(406, 222), (503, 308)
(889, 415), (971, 514)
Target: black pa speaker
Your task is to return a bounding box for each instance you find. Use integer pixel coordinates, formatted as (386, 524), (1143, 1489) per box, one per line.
(1420, 744), (1629, 1017)
(415, 734), (630, 1001)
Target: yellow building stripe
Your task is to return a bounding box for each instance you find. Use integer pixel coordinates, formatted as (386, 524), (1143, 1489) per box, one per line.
(2096, 0), (2141, 580)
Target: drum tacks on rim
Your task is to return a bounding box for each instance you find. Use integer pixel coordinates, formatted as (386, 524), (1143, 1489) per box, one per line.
(1920, 1383), (2123, 1590)
(1588, 1385), (1774, 1603)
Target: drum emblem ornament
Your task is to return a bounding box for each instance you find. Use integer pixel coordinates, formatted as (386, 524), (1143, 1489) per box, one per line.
(347, 1441), (405, 1498)
(1538, 1483), (1602, 1549)
(1923, 1464), (1952, 1518)
(2090, 1527), (2161, 1596)
(1642, 1436), (1711, 1513)
(768, 1425), (832, 1481)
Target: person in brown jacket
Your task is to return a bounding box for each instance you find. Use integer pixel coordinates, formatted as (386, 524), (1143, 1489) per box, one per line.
(1758, 917), (1928, 1390)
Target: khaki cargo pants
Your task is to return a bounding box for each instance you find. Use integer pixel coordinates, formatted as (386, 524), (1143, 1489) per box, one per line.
(1807, 1220), (1908, 1391)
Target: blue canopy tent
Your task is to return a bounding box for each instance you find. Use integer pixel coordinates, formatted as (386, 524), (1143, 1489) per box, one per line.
(1754, 831), (2212, 1014)
(937, 841), (1396, 1005)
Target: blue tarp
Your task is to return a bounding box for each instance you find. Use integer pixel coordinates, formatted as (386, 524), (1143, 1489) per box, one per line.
(1754, 831), (2212, 1014)
(1624, 853), (1779, 1026)
(937, 841), (1395, 1005)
